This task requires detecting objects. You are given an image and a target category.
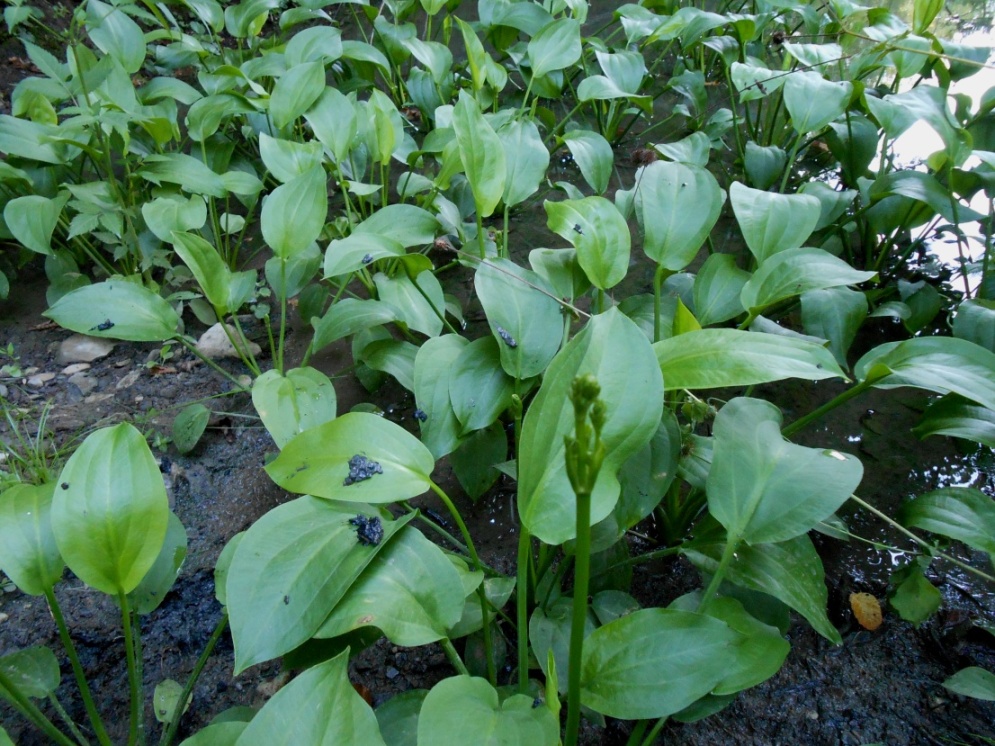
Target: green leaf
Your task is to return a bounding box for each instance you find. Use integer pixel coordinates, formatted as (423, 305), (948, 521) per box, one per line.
(252, 367), (337, 449)
(451, 424), (506, 500)
(375, 271), (445, 338)
(453, 91), (506, 218)
(729, 182), (821, 263)
(227, 497), (411, 673)
(413, 334), (468, 458)
(579, 608), (738, 719)
(213, 533), (242, 608)
(139, 154), (229, 198)
(173, 403), (210, 455)
(261, 167), (327, 258)
(743, 142), (786, 190)
(142, 195), (207, 243)
(0, 725), (14, 746)
(898, 487), (995, 556)
(285, 25), (343, 66)
(87, 0), (146, 73)
(855, 337), (995, 411)
(953, 299), (995, 352)
(45, 279), (179, 342)
(269, 61), (325, 129)
(259, 133), (324, 183)
(913, 394), (995, 448)
(376, 690), (425, 746)
(126, 511), (187, 615)
(943, 667), (995, 701)
(707, 397), (863, 544)
(635, 161), (724, 271)
(528, 18), (581, 79)
(782, 72), (852, 134)
(529, 248), (590, 302)
(448, 575), (514, 639)
(474, 259), (562, 380)
(530, 599), (595, 694)
(654, 329), (844, 390)
(315, 526), (465, 645)
(0, 115), (63, 164)
(519, 309), (664, 545)
(561, 129), (613, 195)
(52, 424), (169, 595)
(4, 194), (67, 255)
(685, 531), (841, 643)
(361, 339), (418, 392)
(801, 287), (868, 368)
(450, 336), (515, 434)
(417, 676), (558, 745)
(498, 118), (549, 207)
(692, 253), (749, 326)
(0, 647), (60, 700)
(236, 649), (386, 744)
(305, 87), (356, 164)
(311, 298), (399, 352)
(546, 197), (630, 290)
(740, 248), (877, 313)
(154, 679), (189, 724)
(265, 412), (434, 502)
(889, 559), (941, 625)
(354, 204), (440, 249)
(0, 483), (63, 595)
(171, 231), (231, 310)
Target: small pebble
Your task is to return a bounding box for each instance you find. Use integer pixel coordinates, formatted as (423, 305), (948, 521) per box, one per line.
(27, 372), (55, 387)
(116, 369), (142, 390)
(57, 334), (115, 364)
(61, 363), (91, 375)
(385, 667), (400, 680)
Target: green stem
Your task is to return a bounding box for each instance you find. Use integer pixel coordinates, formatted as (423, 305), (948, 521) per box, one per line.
(502, 204), (510, 259)
(652, 265), (671, 343)
(0, 668), (77, 746)
(780, 377), (877, 438)
(175, 338), (250, 392)
(778, 132), (804, 193)
(439, 638), (470, 676)
(848, 495), (995, 584)
(159, 613), (229, 746)
(698, 534), (739, 614)
(430, 482), (496, 685)
(516, 529), (531, 693)
(476, 210), (487, 258)
(119, 592), (141, 746)
(48, 694), (90, 746)
(45, 588), (112, 746)
(640, 716), (668, 746)
(564, 490), (592, 746)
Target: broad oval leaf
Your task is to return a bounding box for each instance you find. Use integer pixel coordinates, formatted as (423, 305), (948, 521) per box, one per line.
(729, 182), (821, 263)
(898, 487), (995, 557)
(453, 91), (506, 218)
(413, 334), (468, 459)
(259, 133), (324, 183)
(227, 496), (411, 673)
(0, 646), (60, 700)
(261, 166), (327, 258)
(126, 511), (187, 615)
(87, 0), (146, 73)
(265, 412), (434, 502)
(519, 309), (664, 545)
(269, 61), (325, 130)
(52, 424), (169, 595)
(311, 298), (399, 353)
(354, 204), (440, 248)
(740, 248), (877, 312)
(561, 129), (613, 195)
(323, 233), (405, 279)
(252, 367), (337, 449)
(546, 196), (630, 290)
(782, 72), (853, 134)
(171, 231), (231, 311)
(45, 279), (180, 342)
(375, 271), (445, 338)
(692, 253), (750, 326)
(913, 394), (995, 448)
(173, 403), (210, 455)
(474, 258), (563, 380)
(499, 118), (549, 207)
(800, 287), (868, 368)
(142, 195), (207, 243)
(0, 483), (63, 595)
(450, 336), (515, 434)
(236, 649), (386, 744)
(417, 676), (558, 746)
(4, 194), (66, 255)
(580, 608), (738, 719)
(635, 161), (724, 271)
(315, 526), (466, 645)
(953, 299), (995, 352)
(707, 397), (863, 544)
(855, 336), (995, 411)
(943, 667), (995, 701)
(528, 18), (582, 79)
(654, 329), (844, 390)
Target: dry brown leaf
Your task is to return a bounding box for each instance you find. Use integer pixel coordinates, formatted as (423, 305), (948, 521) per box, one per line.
(850, 592), (883, 630)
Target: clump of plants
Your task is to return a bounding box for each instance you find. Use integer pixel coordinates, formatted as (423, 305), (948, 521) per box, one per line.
(3, 0), (995, 742)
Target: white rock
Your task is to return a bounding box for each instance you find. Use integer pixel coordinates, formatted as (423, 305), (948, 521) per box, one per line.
(61, 363), (91, 376)
(195, 323), (262, 360)
(57, 335), (115, 364)
(116, 369), (142, 390)
(27, 372), (56, 387)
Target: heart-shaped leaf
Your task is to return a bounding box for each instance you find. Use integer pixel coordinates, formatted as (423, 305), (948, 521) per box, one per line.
(53, 424), (169, 595)
(729, 183), (821, 263)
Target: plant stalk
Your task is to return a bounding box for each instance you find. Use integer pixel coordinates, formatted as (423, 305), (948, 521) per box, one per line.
(564, 486), (592, 746)
(781, 377), (877, 438)
(0, 667), (77, 746)
(118, 592), (141, 746)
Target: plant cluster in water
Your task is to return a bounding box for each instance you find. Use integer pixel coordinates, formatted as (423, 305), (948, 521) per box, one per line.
(2, 0), (995, 743)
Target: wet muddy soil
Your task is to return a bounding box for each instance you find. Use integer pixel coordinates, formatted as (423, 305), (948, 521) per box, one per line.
(1, 267), (994, 745)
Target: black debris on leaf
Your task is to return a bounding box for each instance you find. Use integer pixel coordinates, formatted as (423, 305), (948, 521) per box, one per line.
(90, 319), (114, 331)
(349, 514), (384, 546)
(413, 409), (428, 422)
(573, 223), (583, 235)
(343, 454), (383, 485)
(361, 253), (374, 265)
(495, 325), (518, 348)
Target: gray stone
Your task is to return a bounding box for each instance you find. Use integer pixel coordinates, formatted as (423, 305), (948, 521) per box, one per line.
(61, 363), (91, 376)
(195, 323), (262, 360)
(27, 372), (55, 387)
(68, 372), (98, 396)
(57, 335), (115, 364)
(115, 369), (142, 390)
